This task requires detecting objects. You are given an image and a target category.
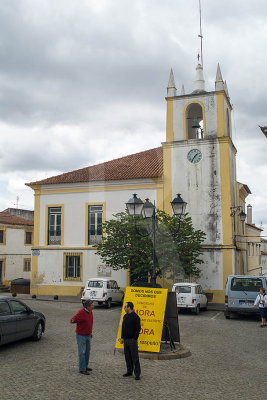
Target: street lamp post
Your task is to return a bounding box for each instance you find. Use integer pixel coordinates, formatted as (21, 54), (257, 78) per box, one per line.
(126, 193), (187, 287)
(230, 206), (246, 247)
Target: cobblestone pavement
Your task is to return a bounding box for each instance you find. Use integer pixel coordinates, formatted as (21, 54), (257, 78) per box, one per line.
(0, 299), (266, 400)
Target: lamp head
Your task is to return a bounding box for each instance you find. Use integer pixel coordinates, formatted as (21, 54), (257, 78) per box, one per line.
(171, 193), (187, 216)
(126, 194), (144, 216)
(142, 199), (155, 219)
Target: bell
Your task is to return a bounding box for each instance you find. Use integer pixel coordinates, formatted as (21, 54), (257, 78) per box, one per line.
(192, 117), (201, 129)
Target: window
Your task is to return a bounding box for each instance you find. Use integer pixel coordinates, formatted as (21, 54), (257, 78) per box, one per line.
(88, 280), (103, 288)
(0, 300), (11, 315)
(0, 229), (4, 244)
(112, 281), (118, 289)
(24, 259), (31, 272)
(10, 300), (28, 314)
(25, 231), (32, 245)
(175, 286), (191, 294)
(230, 278), (263, 292)
(64, 253), (82, 280)
(48, 207), (61, 245)
(108, 280), (118, 289)
(88, 205), (103, 245)
(186, 103), (204, 140)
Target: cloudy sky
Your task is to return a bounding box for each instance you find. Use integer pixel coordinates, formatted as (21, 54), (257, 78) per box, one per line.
(0, 0), (266, 234)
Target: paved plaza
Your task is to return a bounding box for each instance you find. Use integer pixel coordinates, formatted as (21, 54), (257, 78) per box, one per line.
(0, 297), (266, 400)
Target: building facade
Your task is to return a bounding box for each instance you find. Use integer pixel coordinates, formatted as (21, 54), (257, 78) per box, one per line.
(0, 211), (34, 286)
(27, 62), (262, 302)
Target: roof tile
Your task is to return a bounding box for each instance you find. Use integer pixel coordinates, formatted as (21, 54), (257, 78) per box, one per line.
(0, 212), (34, 226)
(27, 147), (163, 186)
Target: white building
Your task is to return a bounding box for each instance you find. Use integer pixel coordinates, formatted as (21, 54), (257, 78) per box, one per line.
(27, 62), (262, 302)
(0, 211), (34, 286)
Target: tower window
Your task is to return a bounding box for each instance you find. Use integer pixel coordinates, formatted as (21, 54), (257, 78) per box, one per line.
(186, 103), (204, 140)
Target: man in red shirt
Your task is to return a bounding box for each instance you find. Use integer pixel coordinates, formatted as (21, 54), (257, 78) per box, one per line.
(70, 300), (94, 375)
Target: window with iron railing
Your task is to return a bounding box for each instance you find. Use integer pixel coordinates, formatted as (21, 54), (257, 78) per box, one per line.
(48, 207), (61, 245)
(88, 205), (103, 245)
(65, 255), (81, 279)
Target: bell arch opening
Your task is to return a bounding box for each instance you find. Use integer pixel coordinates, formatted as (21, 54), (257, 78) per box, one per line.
(186, 103), (204, 140)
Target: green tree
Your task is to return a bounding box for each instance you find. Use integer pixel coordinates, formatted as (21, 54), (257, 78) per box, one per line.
(96, 209), (206, 283)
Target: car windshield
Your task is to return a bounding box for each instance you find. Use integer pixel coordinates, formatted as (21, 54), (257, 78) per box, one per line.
(175, 286), (191, 293)
(88, 281), (103, 288)
(230, 278), (263, 292)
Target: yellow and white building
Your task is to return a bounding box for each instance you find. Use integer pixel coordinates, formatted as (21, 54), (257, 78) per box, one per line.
(27, 62), (262, 302)
(0, 210), (34, 286)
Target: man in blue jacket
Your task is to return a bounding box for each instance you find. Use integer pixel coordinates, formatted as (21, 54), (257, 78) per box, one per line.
(120, 301), (141, 380)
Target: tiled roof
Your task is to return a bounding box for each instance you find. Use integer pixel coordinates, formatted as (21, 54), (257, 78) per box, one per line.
(0, 212), (34, 226)
(238, 182), (251, 194)
(246, 223), (263, 231)
(26, 147), (163, 186)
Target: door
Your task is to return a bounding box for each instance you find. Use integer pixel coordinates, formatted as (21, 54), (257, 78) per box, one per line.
(9, 300), (36, 340)
(0, 300), (17, 345)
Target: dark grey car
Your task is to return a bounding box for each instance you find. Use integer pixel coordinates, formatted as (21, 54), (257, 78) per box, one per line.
(0, 296), (45, 346)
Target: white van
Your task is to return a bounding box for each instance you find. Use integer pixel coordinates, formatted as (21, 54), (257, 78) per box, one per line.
(224, 275), (267, 318)
(81, 278), (124, 308)
(172, 282), (208, 314)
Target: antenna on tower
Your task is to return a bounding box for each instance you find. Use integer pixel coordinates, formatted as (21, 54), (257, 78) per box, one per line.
(198, 0), (203, 67)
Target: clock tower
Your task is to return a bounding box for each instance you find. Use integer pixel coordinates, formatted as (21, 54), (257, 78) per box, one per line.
(163, 63), (237, 302)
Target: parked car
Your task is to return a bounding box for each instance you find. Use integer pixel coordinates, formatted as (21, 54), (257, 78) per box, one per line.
(0, 296), (45, 346)
(172, 283), (208, 314)
(224, 275), (267, 319)
(81, 278), (124, 308)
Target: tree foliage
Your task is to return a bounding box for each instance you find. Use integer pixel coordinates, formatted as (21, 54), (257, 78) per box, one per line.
(96, 209), (206, 283)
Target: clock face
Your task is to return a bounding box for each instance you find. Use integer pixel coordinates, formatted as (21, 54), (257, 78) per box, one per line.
(187, 149), (202, 163)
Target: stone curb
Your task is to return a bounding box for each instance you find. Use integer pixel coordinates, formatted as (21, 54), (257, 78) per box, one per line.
(116, 343), (191, 360)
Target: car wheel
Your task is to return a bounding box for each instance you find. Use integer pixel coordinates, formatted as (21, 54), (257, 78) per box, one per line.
(106, 298), (112, 308)
(98, 301), (103, 305)
(32, 322), (43, 341)
(195, 305), (200, 315)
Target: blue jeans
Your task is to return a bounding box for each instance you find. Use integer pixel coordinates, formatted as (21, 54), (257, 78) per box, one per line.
(76, 334), (91, 372)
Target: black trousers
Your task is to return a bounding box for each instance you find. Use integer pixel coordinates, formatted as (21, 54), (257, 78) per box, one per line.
(124, 338), (141, 377)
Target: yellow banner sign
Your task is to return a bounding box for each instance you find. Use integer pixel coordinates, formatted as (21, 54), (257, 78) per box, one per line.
(116, 287), (168, 353)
